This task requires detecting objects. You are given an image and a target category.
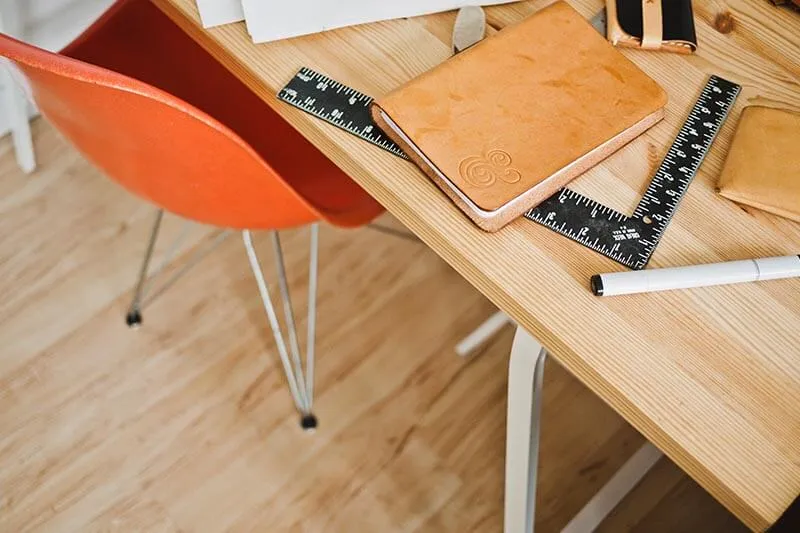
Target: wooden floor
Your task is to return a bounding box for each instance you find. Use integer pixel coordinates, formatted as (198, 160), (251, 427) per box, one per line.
(0, 121), (748, 532)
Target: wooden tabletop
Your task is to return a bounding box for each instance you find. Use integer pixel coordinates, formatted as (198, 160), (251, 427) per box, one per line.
(152, 0), (800, 529)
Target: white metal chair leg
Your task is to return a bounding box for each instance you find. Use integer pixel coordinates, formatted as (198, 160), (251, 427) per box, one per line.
(505, 326), (547, 533)
(126, 210), (231, 327)
(142, 229), (231, 307)
(243, 227), (319, 431)
(270, 232), (311, 412)
(305, 223), (319, 409)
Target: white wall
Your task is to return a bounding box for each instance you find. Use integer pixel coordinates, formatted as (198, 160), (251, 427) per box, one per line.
(14, 0), (115, 51)
(4, 0), (114, 50)
(1, 0), (114, 139)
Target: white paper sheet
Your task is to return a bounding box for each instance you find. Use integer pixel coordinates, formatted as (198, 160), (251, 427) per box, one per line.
(241, 0), (521, 43)
(196, 0), (245, 28)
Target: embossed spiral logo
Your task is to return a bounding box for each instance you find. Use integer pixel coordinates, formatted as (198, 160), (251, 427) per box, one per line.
(458, 149), (522, 189)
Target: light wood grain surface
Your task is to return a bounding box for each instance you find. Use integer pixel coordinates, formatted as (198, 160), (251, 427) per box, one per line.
(151, 0), (800, 529)
(0, 120), (744, 533)
(0, 121), (747, 532)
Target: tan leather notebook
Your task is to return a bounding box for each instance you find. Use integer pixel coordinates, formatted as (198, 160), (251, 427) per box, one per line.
(371, 1), (667, 231)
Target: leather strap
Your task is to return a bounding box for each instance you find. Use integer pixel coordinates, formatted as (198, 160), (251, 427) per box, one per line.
(641, 0), (663, 49)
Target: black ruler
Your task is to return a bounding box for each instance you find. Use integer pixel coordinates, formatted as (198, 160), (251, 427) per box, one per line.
(527, 76), (741, 269)
(278, 68), (407, 159)
(278, 68), (740, 270)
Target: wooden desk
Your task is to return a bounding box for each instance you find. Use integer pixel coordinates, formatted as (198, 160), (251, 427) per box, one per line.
(152, 0), (800, 529)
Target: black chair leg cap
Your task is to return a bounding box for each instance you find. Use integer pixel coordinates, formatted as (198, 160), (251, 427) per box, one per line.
(300, 414), (318, 432)
(126, 310), (143, 328)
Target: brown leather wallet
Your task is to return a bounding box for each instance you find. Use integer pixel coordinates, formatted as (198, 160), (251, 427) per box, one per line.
(606, 0), (697, 54)
(716, 106), (800, 223)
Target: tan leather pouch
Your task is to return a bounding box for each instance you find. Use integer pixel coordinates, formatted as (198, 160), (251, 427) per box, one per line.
(606, 0), (697, 54)
(717, 106), (800, 223)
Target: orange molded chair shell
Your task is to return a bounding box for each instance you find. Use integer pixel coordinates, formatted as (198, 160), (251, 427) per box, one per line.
(0, 0), (383, 230)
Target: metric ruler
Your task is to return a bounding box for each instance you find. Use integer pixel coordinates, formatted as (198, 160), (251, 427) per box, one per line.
(278, 68), (407, 159)
(278, 68), (740, 270)
(525, 76), (740, 269)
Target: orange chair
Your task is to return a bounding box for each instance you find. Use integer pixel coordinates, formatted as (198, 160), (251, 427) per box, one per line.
(0, 0), (384, 429)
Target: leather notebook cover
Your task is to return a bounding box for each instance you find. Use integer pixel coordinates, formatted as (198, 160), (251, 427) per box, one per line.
(717, 106), (800, 223)
(371, 1), (667, 231)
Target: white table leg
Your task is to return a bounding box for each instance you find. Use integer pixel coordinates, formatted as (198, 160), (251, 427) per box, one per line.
(504, 326), (547, 533)
(456, 310), (512, 356)
(503, 325), (662, 533)
(562, 442), (662, 533)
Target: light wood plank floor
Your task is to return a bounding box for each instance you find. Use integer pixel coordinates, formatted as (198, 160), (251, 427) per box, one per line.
(0, 120), (748, 532)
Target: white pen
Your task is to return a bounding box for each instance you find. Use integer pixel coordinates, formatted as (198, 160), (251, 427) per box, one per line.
(591, 255), (800, 297)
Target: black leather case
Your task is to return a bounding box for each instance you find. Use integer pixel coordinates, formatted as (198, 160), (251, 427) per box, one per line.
(607, 0), (698, 53)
